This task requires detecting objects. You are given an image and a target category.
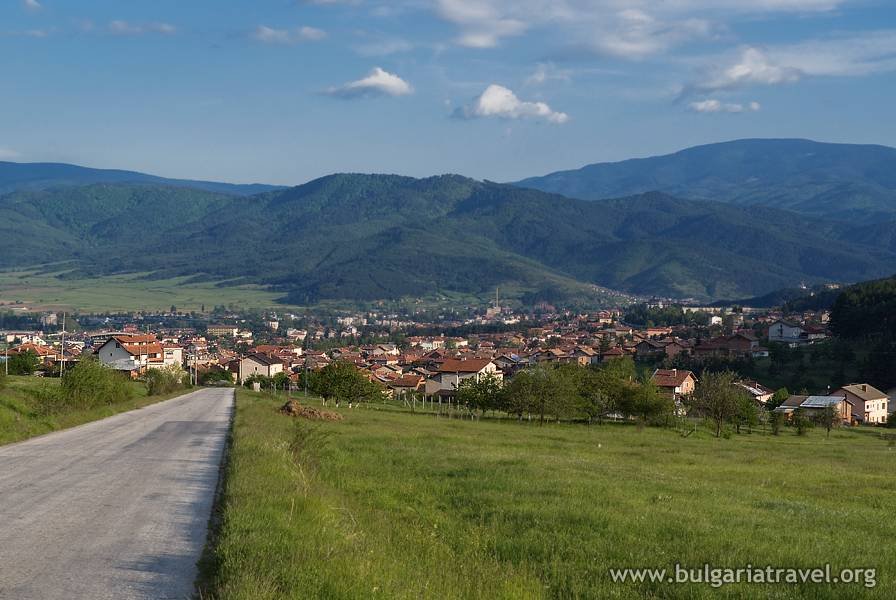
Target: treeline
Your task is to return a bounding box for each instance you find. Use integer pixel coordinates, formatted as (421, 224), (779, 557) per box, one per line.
(623, 304), (711, 328)
(829, 275), (896, 389)
(458, 359), (673, 425)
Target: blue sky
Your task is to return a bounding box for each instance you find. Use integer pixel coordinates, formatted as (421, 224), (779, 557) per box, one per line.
(2, 0), (895, 185)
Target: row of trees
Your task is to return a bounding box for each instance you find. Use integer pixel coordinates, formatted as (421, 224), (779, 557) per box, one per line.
(456, 360), (823, 438)
(457, 358), (674, 426)
(306, 361), (382, 408)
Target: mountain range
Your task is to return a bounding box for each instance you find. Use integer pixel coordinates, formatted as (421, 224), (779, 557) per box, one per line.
(0, 161), (283, 197)
(1, 138), (895, 306)
(516, 139), (896, 224)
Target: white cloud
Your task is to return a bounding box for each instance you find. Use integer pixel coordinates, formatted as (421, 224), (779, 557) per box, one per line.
(691, 31), (896, 93)
(591, 9), (717, 59)
(326, 67), (413, 98)
(688, 99), (761, 113)
(696, 47), (802, 91)
(424, 0), (847, 53)
(435, 0), (528, 48)
(458, 84), (568, 123)
(108, 21), (176, 36)
(0, 147), (21, 160)
(525, 62), (571, 86)
(23, 0), (42, 11)
(252, 25), (327, 44)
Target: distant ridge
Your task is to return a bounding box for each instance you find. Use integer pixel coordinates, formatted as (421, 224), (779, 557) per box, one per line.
(0, 161), (285, 197)
(515, 138), (896, 223)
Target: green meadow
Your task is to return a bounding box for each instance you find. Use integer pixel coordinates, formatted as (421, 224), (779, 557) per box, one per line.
(199, 391), (895, 599)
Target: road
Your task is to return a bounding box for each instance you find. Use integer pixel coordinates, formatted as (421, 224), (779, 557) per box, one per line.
(0, 387), (234, 600)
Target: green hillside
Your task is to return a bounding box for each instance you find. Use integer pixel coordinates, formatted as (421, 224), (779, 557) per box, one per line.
(2, 175), (895, 305)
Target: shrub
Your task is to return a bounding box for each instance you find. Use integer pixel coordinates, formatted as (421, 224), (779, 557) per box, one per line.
(46, 357), (134, 414)
(145, 365), (186, 396)
(7, 350), (40, 375)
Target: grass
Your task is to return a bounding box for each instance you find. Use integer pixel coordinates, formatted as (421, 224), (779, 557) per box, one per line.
(0, 268), (285, 312)
(199, 391), (895, 599)
(0, 374), (192, 446)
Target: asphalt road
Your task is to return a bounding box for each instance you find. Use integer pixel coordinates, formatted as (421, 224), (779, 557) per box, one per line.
(0, 387), (234, 600)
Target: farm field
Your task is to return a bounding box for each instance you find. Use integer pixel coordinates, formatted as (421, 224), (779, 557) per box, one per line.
(199, 390), (895, 599)
(0, 269), (285, 313)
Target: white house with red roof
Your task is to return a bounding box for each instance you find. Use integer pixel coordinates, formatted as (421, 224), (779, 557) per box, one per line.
(94, 334), (164, 375)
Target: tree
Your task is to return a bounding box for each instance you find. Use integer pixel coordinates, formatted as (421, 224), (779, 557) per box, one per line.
(310, 361), (379, 408)
(689, 371), (745, 438)
(793, 408), (812, 436)
(456, 374), (502, 417)
(733, 395), (759, 434)
(591, 357), (638, 420)
(816, 404), (838, 438)
(768, 409), (783, 435)
(504, 364), (577, 424)
(619, 379), (674, 428)
(7, 350), (40, 375)
(767, 387), (790, 411)
(272, 371), (291, 392)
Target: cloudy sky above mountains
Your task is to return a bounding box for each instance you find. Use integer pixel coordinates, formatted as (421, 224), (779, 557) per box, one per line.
(1, 0), (894, 184)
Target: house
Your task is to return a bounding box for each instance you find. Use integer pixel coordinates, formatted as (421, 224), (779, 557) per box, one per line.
(767, 320), (805, 344)
(207, 324), (239, 337)
(94, 334), (164, 376)
(737, 380), (775, 405)
(424, 359), (502, 400)
(663, 339), (692, 359)
(569, 346), (599, 366)
(601, 347), (626, 362)
(833, 384), (890, 425)
(162, 346), (184, 369)
(652, 369), (697, 399)
(239, 353), (284, 383)
(635, 339), (665, 359)
(387, 374), (425, 399)
(774, 395), (852, 424)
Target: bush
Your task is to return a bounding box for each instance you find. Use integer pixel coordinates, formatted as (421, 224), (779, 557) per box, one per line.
(35, 358), (135, 415)
(7, 350), (40, 375)
(145, 365), (187, 396)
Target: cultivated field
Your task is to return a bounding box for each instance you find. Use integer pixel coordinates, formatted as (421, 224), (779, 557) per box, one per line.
(0, 269), (284, 313)
(200, 391), (895, 599)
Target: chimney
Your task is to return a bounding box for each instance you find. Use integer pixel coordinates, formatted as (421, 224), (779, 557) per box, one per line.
(862, 384), (867, 392)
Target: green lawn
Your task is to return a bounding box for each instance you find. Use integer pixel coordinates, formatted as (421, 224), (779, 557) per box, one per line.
(200, 391), (894, 599)
(0, 375), (191, 446)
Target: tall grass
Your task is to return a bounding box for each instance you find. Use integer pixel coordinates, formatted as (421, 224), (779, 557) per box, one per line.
(200, 391), (896, 599)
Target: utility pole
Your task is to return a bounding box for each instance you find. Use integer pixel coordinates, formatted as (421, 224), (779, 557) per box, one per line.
(60, 312), (66, 377)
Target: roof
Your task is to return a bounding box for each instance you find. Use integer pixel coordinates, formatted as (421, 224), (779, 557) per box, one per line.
(652, 369), (696, 388)
(111, 334), (158, 344)
(121, 343), (163, 357)
(801, 395), (850, 409)
(837, 384), (888, 402)
(242, 353), (282, 367)
(779, 395), (808, 408)
(436, 358), (493, 373)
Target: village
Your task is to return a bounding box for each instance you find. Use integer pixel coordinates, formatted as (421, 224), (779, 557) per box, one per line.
(2, 297), (891, 428)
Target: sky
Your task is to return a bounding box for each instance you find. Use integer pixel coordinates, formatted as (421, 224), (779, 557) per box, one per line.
(2, 0), (895, 185)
